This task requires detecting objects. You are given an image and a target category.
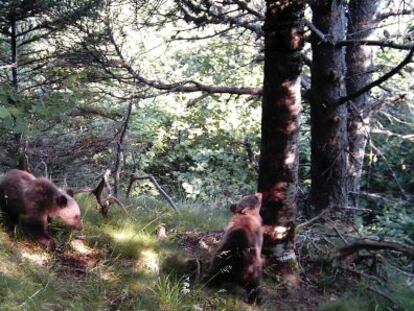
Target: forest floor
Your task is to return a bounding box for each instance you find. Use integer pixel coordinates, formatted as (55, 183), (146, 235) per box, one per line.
(0, 194), (413, 311)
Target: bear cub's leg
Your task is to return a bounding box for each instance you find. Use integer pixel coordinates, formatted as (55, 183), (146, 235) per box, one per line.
(20, 217), (55, 251)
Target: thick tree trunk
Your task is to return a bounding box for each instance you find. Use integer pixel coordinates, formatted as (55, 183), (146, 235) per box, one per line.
(346, 0), (379, 210)
(10, 14), (28, 170)
(310, 0), (348, 215)
(258, 0), (305, 271)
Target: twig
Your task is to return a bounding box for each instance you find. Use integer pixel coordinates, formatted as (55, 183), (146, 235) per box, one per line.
(336, 40), (413, 50)
(333, 226), (349, 245)
(365, 285), (399, 307)
(243, 137), (259, 172)
(91, 169), (128, 217)
(337, 46), (414, 106)
(126, 173), (178, 212)
(114, 101), (133, 195)
(340, 266), (385, 285)
(305, 20), (329, 43)
(296, 209), (328, 230)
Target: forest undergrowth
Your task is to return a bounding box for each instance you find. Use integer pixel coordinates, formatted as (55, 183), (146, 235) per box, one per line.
(0, 194), (413, 311)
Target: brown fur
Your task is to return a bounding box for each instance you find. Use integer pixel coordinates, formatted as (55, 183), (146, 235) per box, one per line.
(0, 169), (82, 250)
(206, 193), (263, 303)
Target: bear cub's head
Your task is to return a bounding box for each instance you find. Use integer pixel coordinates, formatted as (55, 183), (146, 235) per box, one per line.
(229, 192), (262, 215)
(33, 178), (82, 230)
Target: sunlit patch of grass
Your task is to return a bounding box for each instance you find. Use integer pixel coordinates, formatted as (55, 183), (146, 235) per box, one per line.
(104, 223), (158, 258)
(153, 275), (186, 310)
(20, 249), (50, 266)
(0, 194), (245, 310)
(163, 203), (230, 232)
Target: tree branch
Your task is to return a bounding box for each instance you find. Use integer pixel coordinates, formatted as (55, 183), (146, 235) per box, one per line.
(375, 9), (414, 21)
(337, 46), (414, 106)
(336, 40), (413, 50)
(336, 238), (414, 259)
(126, 173), (178, 212)
(307, 20), (413, 50)
(91, 169), (129, 217)
(106, 23), (262, 96)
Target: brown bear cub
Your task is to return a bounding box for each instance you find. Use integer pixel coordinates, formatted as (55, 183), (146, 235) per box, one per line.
(0, 169), (82, 250)
(206, 193), (264, 304)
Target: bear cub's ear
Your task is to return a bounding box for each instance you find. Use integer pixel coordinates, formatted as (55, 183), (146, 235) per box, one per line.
(56, 195), (68, 207)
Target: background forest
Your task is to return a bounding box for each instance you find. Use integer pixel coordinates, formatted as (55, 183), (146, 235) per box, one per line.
(0, 0), (414, 310)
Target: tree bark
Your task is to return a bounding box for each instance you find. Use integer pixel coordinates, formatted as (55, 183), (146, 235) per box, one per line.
(10, 13), (28, 171)
(346, 0), (379, 210)
(309, 0), (348, 215)
(10, 14), (18, 92)
(258, 0), (305, 271)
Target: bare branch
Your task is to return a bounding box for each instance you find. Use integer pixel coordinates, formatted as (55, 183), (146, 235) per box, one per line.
(106, 24), (262, 96)
(336, 238), (414, 259)
(176, 0), (264, 36)
(336, 40), (413, 50)
(91, 169), (129, 217)
(114, 101), (133, 195)
(243, 137), (258, 172)
(126, 173), (178, 212)
(307, 20), (413, 51)
(70, 106), (122, 120)
(337, 46), (414, 106)
(375, 9), (414, 21)
(296, 209), (328, 231)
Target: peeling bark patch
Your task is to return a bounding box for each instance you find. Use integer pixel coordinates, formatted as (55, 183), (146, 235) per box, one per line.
(269, 182), (288, 202)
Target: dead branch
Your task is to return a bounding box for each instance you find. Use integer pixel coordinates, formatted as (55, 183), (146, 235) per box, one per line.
(91, 169), (129, 217)
(336, 238), (414, 259)
(340, 266), (385, 285)
(375, 9), (414, 21)
(336, 40), (413, 50)
(296, 209), (328, 231)
(105, 25), (261, 97)
(365, 285), (399, 307)
(333, 226), (349, 245)
(73, 187), (94, 194)
(114, 101), (133, 195)
(70, 106), (122, 120)
(126, 173), (178, 212)
(243, 137), (259, 172)
(337, 46), (414, 106)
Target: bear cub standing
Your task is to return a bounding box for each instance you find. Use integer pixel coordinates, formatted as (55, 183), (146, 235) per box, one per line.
(0, 169), (82, 250)
(206, 193), (263, 304)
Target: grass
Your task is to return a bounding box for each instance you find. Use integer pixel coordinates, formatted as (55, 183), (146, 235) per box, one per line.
(1, 194), (413, 310)
(0, 194), (246, 311)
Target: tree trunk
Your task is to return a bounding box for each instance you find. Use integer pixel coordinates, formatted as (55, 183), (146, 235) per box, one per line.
(10, 14), (28, 171)
(10, 15), (18, 92)
(346, 0), (379, 210)
(258, 0), (305, 272)
(310, 0), (348, 215)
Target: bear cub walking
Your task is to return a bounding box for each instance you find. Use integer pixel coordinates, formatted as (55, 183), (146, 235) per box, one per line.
(206, 193), (264, 303)
(0, 169), (82, 250)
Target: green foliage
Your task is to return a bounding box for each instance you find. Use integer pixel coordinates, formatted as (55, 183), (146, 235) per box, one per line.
(126, 94), (260, 201)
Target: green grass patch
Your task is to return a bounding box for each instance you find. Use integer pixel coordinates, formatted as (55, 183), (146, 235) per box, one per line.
(0, 194), (237, 310)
